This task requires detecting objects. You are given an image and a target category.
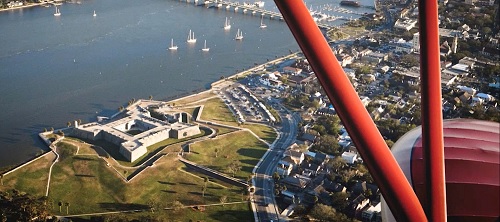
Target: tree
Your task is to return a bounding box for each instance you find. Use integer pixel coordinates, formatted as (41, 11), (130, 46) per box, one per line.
(331, 192), (350, 211)
(203, 177), (209, 187)
(227, 161), (242, 177)
(309, 203), (337, 221)
(170, 200), (184, 212)
(66, 121), (71, 127)
(201, 185), (207, 197)
(147, 198), (160, 213)
(149, 95), (153, 101)
(329, 156), (347, 173)
(214, 148), (219, 158)
(65, 202), (70, 214)
(482, 27), (492, 35)
(58, 201), (62, 213)
(272, 172), (280, 182)
(0, 173), (3, 185)
(219, 196), (227, 207)
(0, 190), (51, 221)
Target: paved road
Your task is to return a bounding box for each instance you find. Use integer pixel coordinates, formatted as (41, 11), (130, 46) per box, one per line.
(253, 106), (300, 222)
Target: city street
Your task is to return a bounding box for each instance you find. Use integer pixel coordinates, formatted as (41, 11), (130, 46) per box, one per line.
(253, 108), (300, 222)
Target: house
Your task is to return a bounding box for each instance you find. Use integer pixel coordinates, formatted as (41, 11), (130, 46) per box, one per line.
(276, 159), (294, 177)
(314, 152), (329, 165)
(394, 18), (418, 31)
(323, 179), (347, 193)
(336, 54), (354, 67)
(282, 174), (311, 191)
(347, 194), (370, 217)
(361, 202), (382, 222)
(302, 163), (321, 177)
(342, 152), (358, 164)
(282, 66), (303, 75)
(300, 133), (317, 143)
(283, 149), (305, 165)
(363, 52), (388, 64)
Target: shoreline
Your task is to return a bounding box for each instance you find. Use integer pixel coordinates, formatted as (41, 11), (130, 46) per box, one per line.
(0, 52), (300, 173)
(0, 2), (47, 12)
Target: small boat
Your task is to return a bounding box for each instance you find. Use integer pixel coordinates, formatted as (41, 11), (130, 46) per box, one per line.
(54, 7), (61, 16)
(224, 17), (231, 30)
(201, 40), (210, 52)
(235, 29), (243, 40)
(168, 38), (178, 50)
(93, 10), (97, 17)
(187, 29), (197, 43)
(259, 15), (267, 29)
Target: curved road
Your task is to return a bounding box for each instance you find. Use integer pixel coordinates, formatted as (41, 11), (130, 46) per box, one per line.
(253, 106), (300, 222)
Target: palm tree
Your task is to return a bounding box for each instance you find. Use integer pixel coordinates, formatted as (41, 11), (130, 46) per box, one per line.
(0, 173), (3, 185)
(214, 148), (219, 158)
(65, 202), (70, 214)
(204, 177), (209, 187)
(201, 185), (207, 197)
(219, 196), (227, 207)
(149, 95), (153, 101)
(58, 201), (62, 213)
(66, 121), (71, 127)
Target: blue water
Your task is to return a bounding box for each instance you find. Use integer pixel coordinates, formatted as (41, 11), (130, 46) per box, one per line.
(0, 0), (373, 168)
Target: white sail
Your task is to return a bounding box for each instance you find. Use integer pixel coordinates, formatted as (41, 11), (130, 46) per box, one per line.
(187, 30), (197, 43)
(169, 38), (178, 50)
(93, 10), (97, 17)
(260, 15), (267, 28)
(235, 29), (243, 40)
(54, 7), (61, 16)
(202, 40), (210, 52)
(224, 17), (231, 30)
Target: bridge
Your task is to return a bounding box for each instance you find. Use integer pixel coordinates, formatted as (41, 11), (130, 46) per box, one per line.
(177, 0), (336, 30)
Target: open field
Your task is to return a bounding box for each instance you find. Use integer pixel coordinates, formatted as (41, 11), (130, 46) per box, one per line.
(73, 202), (253, 222)
(200, 98), (238, 126)
(46, 153), (249, 216)
(0, 152), (55, 196)
(185, 131), (268, 180)
(171, 90), (216, 106)
(242, 123), (277, 144)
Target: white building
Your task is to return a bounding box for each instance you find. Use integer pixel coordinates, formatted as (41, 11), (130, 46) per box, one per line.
(342, 152), (358, 164)
(394, 19), (418, 31)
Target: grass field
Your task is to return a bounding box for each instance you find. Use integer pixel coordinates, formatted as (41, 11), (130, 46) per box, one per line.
(171, 91), (215, 106)
(185, 131), (268, 180)
(200, 98), (238, 126)
(0, 152), (55, 196)
(46, 153), (250, 216)
(74, 202), (253, 222)
(241, 123), (277, 144)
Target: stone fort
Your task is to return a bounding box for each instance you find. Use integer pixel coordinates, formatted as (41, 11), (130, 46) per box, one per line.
(71, 101), (200, 162)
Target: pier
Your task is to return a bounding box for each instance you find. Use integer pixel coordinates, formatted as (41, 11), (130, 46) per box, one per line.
(178, 0), (337, 30)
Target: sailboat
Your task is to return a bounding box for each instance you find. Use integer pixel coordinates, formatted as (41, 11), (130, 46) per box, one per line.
(168, 38), (178, 50)
(224, 17), (231, 30)
(93, 10), (97, 17)
(259, 15), (267, 28)
(54, 7), (61, 16)
(187, 30), (197, 43)
(201, 40), (210, 52)
(235, 29), (244, 40)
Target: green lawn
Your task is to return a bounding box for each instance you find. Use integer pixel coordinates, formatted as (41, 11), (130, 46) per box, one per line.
(241, 123), (277, 144)
(200, 98), (238, 126)
(0, 152), (55, 196)
(185, 131), (268, 180)
(45, 153), (250, 216)
(74, 202), (253, 221)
